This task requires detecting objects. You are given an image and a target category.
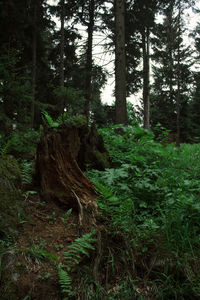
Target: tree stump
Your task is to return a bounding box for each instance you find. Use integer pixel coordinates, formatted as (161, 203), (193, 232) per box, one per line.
(35, 123), (110, 230)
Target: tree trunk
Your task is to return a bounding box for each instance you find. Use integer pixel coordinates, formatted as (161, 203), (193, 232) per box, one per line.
(59, 0), (65, 114)
(84, 0), (95, 123)
(30, 2), (37, 128)
(176, 0), (181, 147)
(142, 27), (150, 129)
(35, 123), (110, 229)
(168, 7), (173, 105)
(114, 0), (127, 125)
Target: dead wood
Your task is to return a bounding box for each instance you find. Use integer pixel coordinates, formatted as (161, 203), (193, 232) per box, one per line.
(35, 123), (109, 230)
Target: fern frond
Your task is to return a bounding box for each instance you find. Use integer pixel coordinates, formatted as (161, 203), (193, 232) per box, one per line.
(42, 110), (59, 127)
(58, 229), (96, 298)
(63, 230), (96, 266)
(21, 160), (33, 185)
(58, 266), (73, 297)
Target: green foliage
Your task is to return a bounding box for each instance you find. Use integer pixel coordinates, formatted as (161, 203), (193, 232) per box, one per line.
(87, 125), (200, 298)
(60, 208), (72, 223)
(0, 129), (40, 156)
(153, 123), (171, 143)
(58, 266), (73, 299)
(0, 156), (23, 241)
(57, 114), (87, 127)
(42, 110), (87, 128)
(42, 110), (58, 127)
(25, 245), (57, 263)
(64, 229), (96, 266)
(53, 87), (85, 115)
(58, 229), (96, 298)
(20, 160), (34, 185)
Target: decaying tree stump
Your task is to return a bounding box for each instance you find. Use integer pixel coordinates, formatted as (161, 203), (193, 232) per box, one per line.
(35, 122), (110, 229)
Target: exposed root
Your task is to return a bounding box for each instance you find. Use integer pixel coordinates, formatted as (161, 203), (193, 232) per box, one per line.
(72, 189), (84, 226)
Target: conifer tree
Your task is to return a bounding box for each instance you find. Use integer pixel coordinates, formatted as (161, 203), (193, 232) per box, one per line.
(151, 0), (194, 142)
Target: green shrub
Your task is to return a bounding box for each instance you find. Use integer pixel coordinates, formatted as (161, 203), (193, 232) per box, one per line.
(87, 125), (200, 298)
(0, 129), (40, 156)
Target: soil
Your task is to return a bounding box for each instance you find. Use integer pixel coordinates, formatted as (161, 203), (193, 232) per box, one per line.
(14, 193), (82, 300)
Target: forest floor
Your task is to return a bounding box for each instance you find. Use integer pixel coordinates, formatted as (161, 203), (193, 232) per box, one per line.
(12, 191), (148, 300)
(14, 193), (81, 299)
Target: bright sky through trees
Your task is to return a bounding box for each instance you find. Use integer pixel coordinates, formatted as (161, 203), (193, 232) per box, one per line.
(48, 0), (200, 106)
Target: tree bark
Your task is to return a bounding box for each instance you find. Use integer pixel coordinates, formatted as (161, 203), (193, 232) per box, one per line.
(142, 27), (150, 129)
(114, 0), (127, 125)
(176, 0), (181, 146)
(168, 6), (173, 105)
(59, 0), (65, 114)
(84, 0), (95, 123)
(35, 123), (110, 229)
(30, 2), (37, 128)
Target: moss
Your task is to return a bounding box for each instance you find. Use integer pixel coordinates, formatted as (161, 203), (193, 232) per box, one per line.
(0, 156), (23, 239)
(94, 150), (110, 169)
(64, 115), (87, 128)
(0, 280), (18, 300)
(0, 156), (21, 183)
(0, 251), (26, 300)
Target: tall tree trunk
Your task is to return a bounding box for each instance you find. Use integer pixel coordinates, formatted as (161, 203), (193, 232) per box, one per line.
(84, 0), (95, 123)
(142, 27), (150, 129)
(59, 0), (65, 114)
(176, 0), (181, 146)
(114, 0), (127, 125)
(30, 3), (37, 128)
(168, 7), (173, 105)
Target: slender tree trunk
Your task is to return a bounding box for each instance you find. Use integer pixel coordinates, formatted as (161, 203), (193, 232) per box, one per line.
(115, 0), (127, 125)
(168, 7), (173, 104)
(84, 0), (95, 123)
(176, 0), (181, 146)
(60, 0), (65, 114)
(30, 3), (37, 128)
(142, 27), (150, 129)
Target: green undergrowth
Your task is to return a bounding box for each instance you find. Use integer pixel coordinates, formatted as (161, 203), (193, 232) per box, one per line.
(42, 110), (87, 128)
(0, 156), (23, 242)
(86, 125), (200, 299)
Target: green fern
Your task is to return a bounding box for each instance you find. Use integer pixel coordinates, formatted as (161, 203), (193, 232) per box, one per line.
(21, 160), (33, 185)
(58, 265), (73, 299)
(58, 229), (96, 298)
(42, 110), (59, 127)
(64, 229), (96, 265)
(0, 139), (12, 156)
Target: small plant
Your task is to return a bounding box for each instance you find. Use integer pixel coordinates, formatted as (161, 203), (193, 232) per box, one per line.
(24, 190), (37, 200)
(42, 109), (87, 128)
(55, 244), (64, 251)
(46, 211), (57, 224)
(42, 110), (59, 127)
(58, 266), (73, 299)
(20, 160), (34, 185)
(60, 208), (72, 223)
(25, 245), (57, 263)
(37, 272), (52, 280)
(17, 211), (27, 225)
(154, 123), (171, 143)
(0, 138), (13, 156)
(22, 296), (31, 300)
